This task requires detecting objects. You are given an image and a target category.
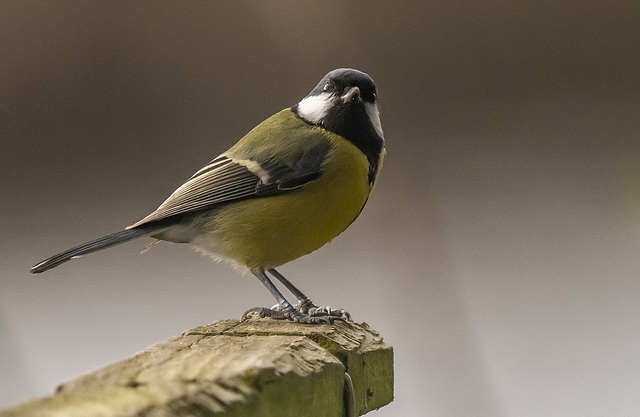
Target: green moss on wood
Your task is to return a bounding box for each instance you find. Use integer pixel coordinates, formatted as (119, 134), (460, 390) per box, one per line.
(1, 319), (393, 417)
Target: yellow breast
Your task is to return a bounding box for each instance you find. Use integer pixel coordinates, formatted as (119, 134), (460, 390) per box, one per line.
(201, 132), (372, 269)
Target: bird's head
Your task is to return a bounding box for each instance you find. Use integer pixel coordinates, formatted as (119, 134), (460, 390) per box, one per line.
(293, 68), (384, 144)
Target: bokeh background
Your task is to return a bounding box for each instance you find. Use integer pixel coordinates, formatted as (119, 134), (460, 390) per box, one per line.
(1, 1), (639, 416)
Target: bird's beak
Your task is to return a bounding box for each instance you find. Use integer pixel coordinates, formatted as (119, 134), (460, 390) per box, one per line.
(341, 86), (361, 103)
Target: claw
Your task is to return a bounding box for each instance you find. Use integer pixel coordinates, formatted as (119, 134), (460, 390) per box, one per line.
(307, 305), (352, 321)
(241, 304), (337, 324)
(241, 307), (270, 321)
(293, 300), (352, 321)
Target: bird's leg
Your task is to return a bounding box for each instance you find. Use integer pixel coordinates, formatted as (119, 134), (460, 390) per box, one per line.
(267, 268), (351, 321)
(266, 268), (313, 312)
(242, 268), (335, 324)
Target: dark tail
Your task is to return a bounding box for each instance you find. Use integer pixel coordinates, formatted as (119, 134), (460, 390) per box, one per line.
(31, 227), (153, 274)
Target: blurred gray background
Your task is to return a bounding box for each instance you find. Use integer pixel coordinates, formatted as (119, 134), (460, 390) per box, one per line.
(1, 1), (639, 416)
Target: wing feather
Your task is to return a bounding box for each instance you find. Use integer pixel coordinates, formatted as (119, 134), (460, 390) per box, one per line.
(127, 146), (327, 229)
(127, 155), (261, 228)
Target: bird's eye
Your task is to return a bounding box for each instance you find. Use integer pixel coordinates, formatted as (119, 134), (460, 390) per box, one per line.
(323, 82), (330, 91)
(372, 92), (377, 102)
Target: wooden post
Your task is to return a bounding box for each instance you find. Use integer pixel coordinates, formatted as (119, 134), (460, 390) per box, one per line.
(1, 318), (393, 417)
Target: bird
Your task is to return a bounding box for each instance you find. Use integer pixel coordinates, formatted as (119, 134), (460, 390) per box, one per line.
(31, 68), (385, 324)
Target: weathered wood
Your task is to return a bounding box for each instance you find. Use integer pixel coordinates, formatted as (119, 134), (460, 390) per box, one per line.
(1, 318), (393, 417)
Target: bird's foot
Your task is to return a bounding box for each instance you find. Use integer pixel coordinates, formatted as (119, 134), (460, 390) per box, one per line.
(242, 302), (349, 324)
(297, 299), (352, 321)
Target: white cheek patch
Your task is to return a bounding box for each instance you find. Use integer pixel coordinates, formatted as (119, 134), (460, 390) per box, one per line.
(296, 92), (333, 124)
(365, 102), (384, 139)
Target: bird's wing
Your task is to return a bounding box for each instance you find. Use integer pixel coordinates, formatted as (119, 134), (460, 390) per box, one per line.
(127, 144), (328, 229)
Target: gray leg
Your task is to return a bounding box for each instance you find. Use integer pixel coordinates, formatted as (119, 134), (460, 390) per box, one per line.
(267, 268), (314, 312)
(268, 268), (351, 320)
(242, 268), (336, 324)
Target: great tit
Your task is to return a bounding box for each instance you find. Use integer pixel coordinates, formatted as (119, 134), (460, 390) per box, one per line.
(31, 68), (385, 324)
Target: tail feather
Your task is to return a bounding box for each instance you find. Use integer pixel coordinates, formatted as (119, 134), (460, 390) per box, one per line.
(31, 227), (153, 274)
